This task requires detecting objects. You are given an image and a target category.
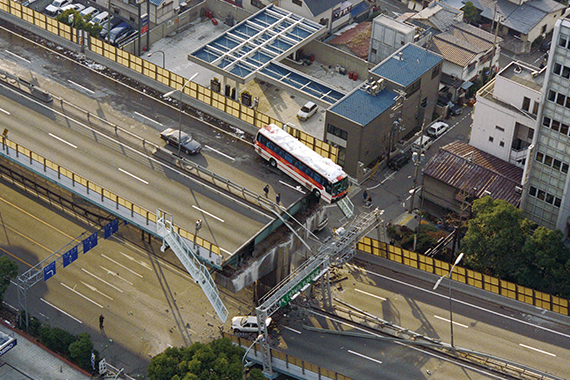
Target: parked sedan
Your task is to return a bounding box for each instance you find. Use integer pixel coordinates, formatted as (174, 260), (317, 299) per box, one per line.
(160, 128), (202, 155)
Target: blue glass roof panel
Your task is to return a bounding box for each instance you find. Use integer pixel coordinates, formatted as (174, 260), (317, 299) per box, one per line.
(329, 86), (397, 126)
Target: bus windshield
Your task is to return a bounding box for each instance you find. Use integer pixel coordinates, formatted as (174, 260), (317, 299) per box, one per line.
(332, 177), (349, 196)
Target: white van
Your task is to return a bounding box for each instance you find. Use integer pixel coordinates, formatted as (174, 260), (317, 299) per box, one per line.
(426, 121), (449, 138)
(79, 6), (99, 20)
(89, 11), (109, 25)
(413, 135), (432, 151)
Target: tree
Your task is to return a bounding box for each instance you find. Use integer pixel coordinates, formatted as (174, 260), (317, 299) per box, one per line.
(148, 338), (245, 380)
(461, 197), (529, 279)
(463, 2), (481, 25)
(68, 333), (95, 371)
(39, 326), (76, 356)
(0, 256), (17, 303)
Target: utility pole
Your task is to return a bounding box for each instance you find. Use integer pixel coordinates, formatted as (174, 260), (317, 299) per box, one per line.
(409, 121), (427, 213)
(387, 89), (406, 166)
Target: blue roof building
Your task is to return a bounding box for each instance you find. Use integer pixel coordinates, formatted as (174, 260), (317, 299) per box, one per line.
(325, 43), (443, 178)
(371, 43), (443, 87)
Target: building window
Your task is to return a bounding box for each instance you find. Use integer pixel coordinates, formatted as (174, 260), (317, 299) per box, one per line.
(557, 93), (566, 106)
(530, 186), (537, 196)
(431, 64), (440, 79)
(555, 198), (562, 207)
(537, 190), (546, 200)
(292, 0), (302, 6)
(543, 116), (551, 127)
(559, 35), (568, 48)
(563, 163), (569, 173)
(542, 24), (547, 34)
(251, 0), (264, 8)
(554, 159), (562, 170)
(532, 101), (539, 115)
(467, 61), (477, 73)
(552, 120), (560, 131)
(495, 126), (505, 132)
(406, 79), (420, 96)
(536, 151), (544, 162)
(499, 141), (505, 147)
(528, 128), (534, 139)
(548, 90), (556, 102)
(554, 63), (562, 75)
(489, 136), (494, 142)
(421, 97), (427, 108)
(522, 96), (531, 111)
(564, 66), (570, 79)
(327, 124), (348, 140)
(371, 48), (377, 54)
(562, 123), (569, 135)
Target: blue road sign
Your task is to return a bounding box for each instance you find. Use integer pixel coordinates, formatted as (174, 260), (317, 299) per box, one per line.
(83, 232), (98, 253)
(104, 219), (119, 239)
(43, 261), (56, 281)
(62, 246), (78, 267)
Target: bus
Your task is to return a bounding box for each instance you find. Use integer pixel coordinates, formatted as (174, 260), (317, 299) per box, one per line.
(254, 124), (349, 203)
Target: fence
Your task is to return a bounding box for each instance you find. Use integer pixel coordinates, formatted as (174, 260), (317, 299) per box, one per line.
(0, 137), (222, 267)
(223, 332), (353, 380)
(357, 237), (570, 316)
(0, 0), (340, 164)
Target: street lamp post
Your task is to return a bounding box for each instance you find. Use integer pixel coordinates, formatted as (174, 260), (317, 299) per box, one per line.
(148, 50), (165, 69)
(163, 72), (198, 158)
(242, 334), (263, 368)
(433, 252), (464, 348)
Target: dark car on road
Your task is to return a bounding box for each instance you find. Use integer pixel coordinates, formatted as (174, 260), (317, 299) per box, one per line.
(160, 128), (202, 155)
(388, 152), (411, 170)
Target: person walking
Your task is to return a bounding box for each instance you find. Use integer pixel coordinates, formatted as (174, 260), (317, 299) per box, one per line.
(263, 184), (269, 198)
(276, 193), (281, 205)
(99, 314), (105, 329)
(363, 189), (368, 203)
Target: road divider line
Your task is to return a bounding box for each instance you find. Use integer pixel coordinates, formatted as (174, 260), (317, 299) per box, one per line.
(101, 254), (143, 278)
(60, 283), (103, 308)
(204, 145), (235, 161)
(118, 168), (149, 185)
(81, 268), (123, 292)
(40, 298), (82, 323)
(192, 205), (225, 223)
(519, 343), (556, 357)
(283, 326), (301, 334)
(48, 133), (77, 149)
(355, 288), (387, 301)
(134, 111), (161, 126)
(100, 265), (134, 286)
(348, 349), (382, 364)
(5, 49), (30, 63)
(433, 315), (468, 328)
(0, 107), (10, 115)
(81, 281), (113, 300)
(119, 251), (152, 271)
(67, 80), (95, 94)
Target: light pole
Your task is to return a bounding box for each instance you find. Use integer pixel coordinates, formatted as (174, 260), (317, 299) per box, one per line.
(147, 50), (165, 69)
(193, 219), (202, 250)
(433, 252), (464, 349)
(163, 72), (198, 158)
(242, 334), (263, 368)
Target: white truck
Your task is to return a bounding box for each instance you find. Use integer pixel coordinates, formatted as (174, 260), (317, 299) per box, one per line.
(44, 0), (72, 17)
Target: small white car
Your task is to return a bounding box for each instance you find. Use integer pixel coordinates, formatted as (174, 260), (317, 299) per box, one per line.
(426, 121), (450, 138)
(413, 135), (432, 151)
(44, 0), (72, 17)
(296, 101), (318, 121)
(232, 316), (259, 333)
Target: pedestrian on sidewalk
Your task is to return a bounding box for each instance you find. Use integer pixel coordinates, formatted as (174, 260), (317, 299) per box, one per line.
(365, 196), (372, 207)
(276, 193), (281, 205)
(263, 184), (269, 198)
(99, 314), (105, 329)
(363, 189), (368, 203)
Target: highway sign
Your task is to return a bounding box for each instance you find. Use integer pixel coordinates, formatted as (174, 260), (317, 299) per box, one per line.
(43, 261), (56, 281)
(83, 232), (98, 253)
(62, 246), (78, 267)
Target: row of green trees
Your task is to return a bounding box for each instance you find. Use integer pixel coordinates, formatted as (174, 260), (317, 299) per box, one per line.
(462, 197), (570, 298)
(56, 9), (102, 37)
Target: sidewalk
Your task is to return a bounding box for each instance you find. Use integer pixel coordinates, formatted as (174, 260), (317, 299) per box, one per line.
(0, 321), (91, 380)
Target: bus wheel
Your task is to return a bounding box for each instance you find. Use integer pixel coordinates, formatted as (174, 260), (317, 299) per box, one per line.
(269, 158), (277, 168)
(313, 189), (321, 200)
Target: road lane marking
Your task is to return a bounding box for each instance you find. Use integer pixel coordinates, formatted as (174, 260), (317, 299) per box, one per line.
(279, 180), (306, 194)
(355, 288), (386, 301)
(346, 264), (570, 340)
(101, 254), (143, 278)
(134, 111), (162, 126)
(119, 251), (152, 271)
(5, 49), (30, 62)
(283, 326), (301, 334)
(434, 315), (469, 328)
(67, 80), (95, 94)
(60, 282), (103, 308)
(48, 133), (77, 149)
(0, 107), (10, 115)
(40, 298), (82, 323)
(348, 349), (382, 364)
(204, 145), (235, 161)
(519, 343), (556, 357)
(100, 265), (134, 285)
(192, 205), (225, 222)
(81, 268), (123, 292)
(118, 168), (149, 185)
(81, 281), (113, 300)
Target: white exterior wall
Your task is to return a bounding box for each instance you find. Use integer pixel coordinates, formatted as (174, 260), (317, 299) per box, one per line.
(526, 9), (569, 43)
(441, 60), (463, 80)
(493, 75), (542, 113)
(368, 15), (415, 64)
(470, 95), (519, 161)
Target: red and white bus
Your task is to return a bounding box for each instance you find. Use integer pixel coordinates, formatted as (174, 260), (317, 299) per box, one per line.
(255, 124), (349, 203)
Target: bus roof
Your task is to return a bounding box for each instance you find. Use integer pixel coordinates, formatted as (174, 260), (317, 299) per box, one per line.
(259, 124), (346, 182)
